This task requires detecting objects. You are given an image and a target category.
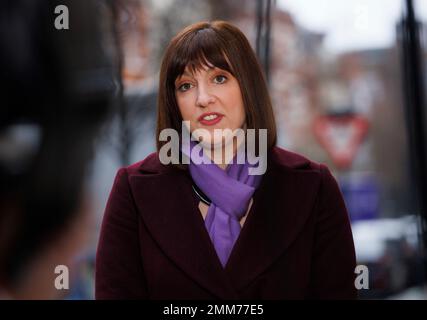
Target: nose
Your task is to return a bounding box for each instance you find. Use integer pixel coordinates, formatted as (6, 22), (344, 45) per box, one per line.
(195, 85), (215, 108)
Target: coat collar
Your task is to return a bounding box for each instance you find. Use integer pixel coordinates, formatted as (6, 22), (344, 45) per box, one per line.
(128, 147), (321, 299)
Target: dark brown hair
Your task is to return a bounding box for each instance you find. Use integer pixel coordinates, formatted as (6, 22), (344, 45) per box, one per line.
(156, 20), (277, 163)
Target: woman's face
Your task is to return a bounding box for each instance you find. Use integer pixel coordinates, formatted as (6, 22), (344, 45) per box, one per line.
(174, 63), (246, 147)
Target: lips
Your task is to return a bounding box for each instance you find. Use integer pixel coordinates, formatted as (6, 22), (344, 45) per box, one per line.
(198, 112), (224, 126)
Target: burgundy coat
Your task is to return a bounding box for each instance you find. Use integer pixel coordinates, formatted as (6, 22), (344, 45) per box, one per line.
(95, 146), (357, 299)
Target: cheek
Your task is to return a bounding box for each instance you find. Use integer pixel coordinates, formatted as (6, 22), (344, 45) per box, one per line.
(237, 102), (246, 124)
(176, 96), (194, 121)
(228, 93), (246, 126)
(223, 84), (245, 120)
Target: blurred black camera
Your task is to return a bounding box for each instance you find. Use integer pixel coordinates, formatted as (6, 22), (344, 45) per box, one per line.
(0, 0), (119, 288)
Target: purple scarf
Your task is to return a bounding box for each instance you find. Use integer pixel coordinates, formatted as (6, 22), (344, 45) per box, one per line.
(182, 140), (263, 267)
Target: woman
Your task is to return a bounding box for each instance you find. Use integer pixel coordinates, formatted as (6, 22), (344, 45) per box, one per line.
(95, 20), (357, 299)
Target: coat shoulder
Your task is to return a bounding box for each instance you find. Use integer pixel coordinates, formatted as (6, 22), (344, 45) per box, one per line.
(125, 152), (172, 175)
(270, 146), (323, 172)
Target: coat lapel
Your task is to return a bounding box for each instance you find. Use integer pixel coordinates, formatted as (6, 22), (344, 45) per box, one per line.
(128, 148), (322, 298)
(224, 156), (321, 291)
(129, 159), (239, 299)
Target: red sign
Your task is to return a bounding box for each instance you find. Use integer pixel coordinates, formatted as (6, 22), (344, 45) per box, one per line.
(313, 115), (369, 169)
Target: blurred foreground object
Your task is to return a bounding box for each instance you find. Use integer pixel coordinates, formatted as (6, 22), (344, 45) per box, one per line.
(0, 0), (118, 299)
(398, 0), (427, 281)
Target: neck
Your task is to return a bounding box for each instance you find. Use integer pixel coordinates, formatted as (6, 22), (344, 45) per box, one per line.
(202, 139), (243, 170)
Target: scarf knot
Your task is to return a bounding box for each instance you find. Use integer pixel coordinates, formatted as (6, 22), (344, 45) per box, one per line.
(182, 140), (263, 267)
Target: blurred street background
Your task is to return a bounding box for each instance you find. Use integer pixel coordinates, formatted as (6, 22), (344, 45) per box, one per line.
(82, 0), (427, 300)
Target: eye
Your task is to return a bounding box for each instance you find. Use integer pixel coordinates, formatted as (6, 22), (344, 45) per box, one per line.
(177, 83), (193, 92)
(213, 75), (227, 84)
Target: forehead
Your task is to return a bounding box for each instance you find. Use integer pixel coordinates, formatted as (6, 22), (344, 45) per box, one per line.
(177, 55), (231, 77)
(170, 52), (234, 81)
(179, 64), (222, 78)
